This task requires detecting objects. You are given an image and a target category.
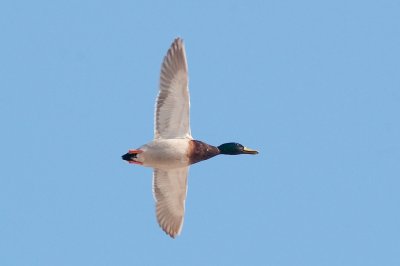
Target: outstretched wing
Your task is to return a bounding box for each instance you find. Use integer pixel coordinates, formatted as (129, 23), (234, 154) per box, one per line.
(155, 38), (192, 139)
(152, 167), (189, 238)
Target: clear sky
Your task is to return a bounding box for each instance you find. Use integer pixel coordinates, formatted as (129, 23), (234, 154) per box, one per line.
(1, 0), (399, 265)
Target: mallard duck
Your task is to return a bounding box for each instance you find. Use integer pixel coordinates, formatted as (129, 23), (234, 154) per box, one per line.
(122, 38), (258, 238)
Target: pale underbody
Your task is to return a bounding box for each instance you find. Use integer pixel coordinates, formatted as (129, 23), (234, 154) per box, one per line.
(134, 139), (191, 169)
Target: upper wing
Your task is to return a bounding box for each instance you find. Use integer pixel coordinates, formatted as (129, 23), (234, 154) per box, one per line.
(154, 38), (192, 139)
(152, 167), (189, 238)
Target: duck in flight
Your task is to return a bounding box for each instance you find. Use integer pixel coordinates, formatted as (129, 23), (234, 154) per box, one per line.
(122, 38), (258, 238)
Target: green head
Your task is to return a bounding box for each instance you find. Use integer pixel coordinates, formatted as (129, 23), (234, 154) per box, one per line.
(217, 142), (259, 155)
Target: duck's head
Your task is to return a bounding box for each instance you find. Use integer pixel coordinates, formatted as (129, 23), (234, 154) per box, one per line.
(217, 142), (259, 155)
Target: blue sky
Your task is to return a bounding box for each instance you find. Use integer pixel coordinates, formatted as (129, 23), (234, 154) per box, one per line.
(1, 0), (399, 265)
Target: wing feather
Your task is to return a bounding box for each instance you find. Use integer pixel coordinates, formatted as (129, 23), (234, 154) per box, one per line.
(152, 167), (188, 238)
(155, 38), (192, 139)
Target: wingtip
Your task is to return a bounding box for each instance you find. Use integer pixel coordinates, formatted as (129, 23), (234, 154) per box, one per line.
(174, 36), (183, 43)
(171, 37), (184, 49)
(161, 223), (181, 239)
(168, 232), (177, 239)
(157, 214), (184, 239)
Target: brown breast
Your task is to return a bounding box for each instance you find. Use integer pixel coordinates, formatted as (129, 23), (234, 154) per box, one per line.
(188, 140), (220, 165)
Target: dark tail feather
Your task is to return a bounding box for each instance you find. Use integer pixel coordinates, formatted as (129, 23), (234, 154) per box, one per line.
(122, 153), (137, 161)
